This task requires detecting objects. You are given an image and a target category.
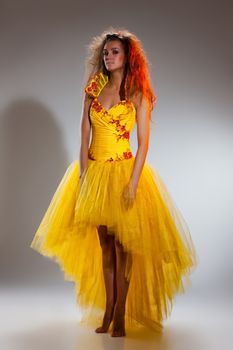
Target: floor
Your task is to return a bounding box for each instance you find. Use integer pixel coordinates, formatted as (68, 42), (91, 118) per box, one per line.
(0, 285), (232, 350)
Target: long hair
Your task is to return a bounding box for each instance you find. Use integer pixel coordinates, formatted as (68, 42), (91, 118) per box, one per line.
(83, 26), (157, 112)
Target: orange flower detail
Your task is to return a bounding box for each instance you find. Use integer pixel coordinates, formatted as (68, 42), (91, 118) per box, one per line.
(88, 149), (96, 160)
(109, 118), (130, 141)
(106, 151), (133, 162)
(86, 81), (98, 94)
(91, 99), (103, 112)
(109, 118), (120, 127)
(118, 131), (130, 140)
(123, 151), (133, 159)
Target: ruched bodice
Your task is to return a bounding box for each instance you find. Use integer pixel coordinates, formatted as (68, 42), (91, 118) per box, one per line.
(85, 71), (136, 162)
(88, 98), (136, 161)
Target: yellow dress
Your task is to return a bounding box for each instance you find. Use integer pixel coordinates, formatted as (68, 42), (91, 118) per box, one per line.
(30, 71), (198, 333)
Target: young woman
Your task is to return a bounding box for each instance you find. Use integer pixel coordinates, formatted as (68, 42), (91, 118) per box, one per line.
(30, 28), (198, 337)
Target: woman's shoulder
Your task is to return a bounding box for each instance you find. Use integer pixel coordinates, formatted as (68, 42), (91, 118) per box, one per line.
(84, 71), (109, 98)
(130, 91), (143, 110)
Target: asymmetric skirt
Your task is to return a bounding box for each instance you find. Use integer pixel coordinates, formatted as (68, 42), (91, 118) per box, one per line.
(30, 156), (197, 332)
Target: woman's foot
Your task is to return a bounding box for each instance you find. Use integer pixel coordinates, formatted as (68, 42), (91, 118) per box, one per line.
(111, 304), (126, 337)
(95, 305), (115, 333)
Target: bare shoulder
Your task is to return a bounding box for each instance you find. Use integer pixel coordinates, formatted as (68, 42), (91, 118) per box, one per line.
(131, 92), (150, 126)
(131, 92), (149, 111)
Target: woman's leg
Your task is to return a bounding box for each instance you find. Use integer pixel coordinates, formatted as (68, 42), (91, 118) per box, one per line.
(95, 225), (117, 333)
(111, 239), (132, 337)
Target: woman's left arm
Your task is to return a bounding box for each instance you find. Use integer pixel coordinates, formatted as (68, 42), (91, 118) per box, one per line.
(130, 95), (151, 191)
(122, 95), (151, 209)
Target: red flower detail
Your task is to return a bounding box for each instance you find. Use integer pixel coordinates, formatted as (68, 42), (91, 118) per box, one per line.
(85, 80), (98, 95)
(106, 151), (133, 162)
(91, 81), (98, 90)
(91, 99), (103, 112)
(109, 118), (120, 127)
(123, 151), (133, 159)
(88, 149), (96, 160)
(108, 118), (130, 141)
(120, 131), (130, 140)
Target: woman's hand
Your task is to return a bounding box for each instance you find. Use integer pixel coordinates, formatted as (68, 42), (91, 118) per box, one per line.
(122, 179), (137, 209)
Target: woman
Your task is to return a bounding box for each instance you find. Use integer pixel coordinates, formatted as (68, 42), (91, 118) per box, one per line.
(30, 27), (198, 337)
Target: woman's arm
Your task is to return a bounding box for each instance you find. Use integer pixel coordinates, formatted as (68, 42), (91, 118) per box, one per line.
(79, 93), (92, 177)
(130, 94), (151, 190)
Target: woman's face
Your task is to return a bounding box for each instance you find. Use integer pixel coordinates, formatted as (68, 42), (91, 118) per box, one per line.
(102, 40), (126, 72)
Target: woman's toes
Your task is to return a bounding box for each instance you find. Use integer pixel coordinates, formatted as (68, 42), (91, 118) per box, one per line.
(111, 329), (126, 337)
(95, 325), (108, 333)
(95, 307), (114, 333)
(111, 305), (126, 337)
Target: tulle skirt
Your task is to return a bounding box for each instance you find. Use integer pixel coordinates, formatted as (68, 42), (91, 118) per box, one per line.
(30, 156), (198, 332)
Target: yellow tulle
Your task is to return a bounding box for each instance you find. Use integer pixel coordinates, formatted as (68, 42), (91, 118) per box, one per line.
(30, 71), (198, 333)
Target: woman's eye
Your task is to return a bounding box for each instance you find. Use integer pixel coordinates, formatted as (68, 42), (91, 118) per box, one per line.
(103, 50), (119, 56)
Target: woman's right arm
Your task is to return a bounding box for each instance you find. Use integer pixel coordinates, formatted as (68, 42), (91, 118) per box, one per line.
(79, 93), (92, 177)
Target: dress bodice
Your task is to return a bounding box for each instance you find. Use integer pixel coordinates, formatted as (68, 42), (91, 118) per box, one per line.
(85, 72), (136, 162)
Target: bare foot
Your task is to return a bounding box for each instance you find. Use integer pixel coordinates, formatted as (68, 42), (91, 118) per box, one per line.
(95, 306), (114, 333)
(111, 304), (126, 337)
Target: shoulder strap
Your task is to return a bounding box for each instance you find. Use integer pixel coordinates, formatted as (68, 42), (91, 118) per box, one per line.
(84, 72), (109, 98)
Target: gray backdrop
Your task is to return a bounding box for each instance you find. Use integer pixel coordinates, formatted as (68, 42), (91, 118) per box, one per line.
(0, 0), (232, 302)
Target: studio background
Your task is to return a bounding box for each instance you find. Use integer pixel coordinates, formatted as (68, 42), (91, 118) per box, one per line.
(0, 0), (232, 349)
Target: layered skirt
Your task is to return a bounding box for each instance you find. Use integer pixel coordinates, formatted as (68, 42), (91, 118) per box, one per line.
(30, 156), (198, 332)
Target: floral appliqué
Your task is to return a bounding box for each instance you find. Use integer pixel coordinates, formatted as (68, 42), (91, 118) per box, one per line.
(106, 151), (133, 162)
(88, 149), (132, 162)
(88, 149), (96, 160)
(91, 99), (103, 113)
(109, 118), (130, 141)
(84, 72), (109, 98)
(86, 81), (98, 96)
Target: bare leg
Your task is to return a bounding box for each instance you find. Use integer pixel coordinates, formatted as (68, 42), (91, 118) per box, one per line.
(95, 225), (117, 333)
(111, 239), (131, 337)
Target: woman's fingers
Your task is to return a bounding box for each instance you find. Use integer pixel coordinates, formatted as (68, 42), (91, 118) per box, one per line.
(122, 182), (135, 209)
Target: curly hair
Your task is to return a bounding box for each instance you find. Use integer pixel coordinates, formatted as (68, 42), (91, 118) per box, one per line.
(83, 26), (157, 112)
